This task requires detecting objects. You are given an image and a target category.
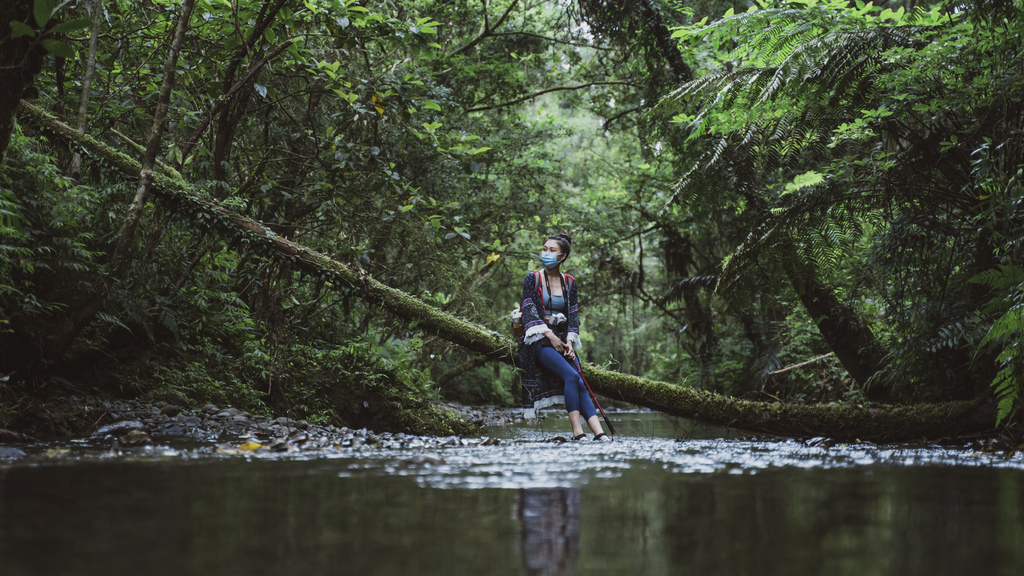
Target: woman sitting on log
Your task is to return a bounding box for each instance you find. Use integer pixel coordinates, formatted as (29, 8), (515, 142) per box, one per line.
(517, 232), (611, 442)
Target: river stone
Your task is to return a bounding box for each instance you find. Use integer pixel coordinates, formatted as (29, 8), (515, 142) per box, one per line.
(232, 415), (249, 422)
(275, 417), (290, 426)
(0, 446), (26, 459)
(119, 429), (152, 447)
(160, 406), (181, 417)
(203, 404), (219, 413)
(93, 420), (146, 438)
(154, 422), (187, 436)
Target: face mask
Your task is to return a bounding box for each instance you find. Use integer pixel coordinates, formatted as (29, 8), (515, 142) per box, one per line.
(540, 252), (561, 269)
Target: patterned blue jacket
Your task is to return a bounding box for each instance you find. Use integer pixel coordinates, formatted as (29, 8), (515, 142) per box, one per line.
(516, 271), (581, 410)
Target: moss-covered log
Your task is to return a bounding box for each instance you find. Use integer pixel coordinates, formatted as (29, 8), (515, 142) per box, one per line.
(18, 100), (997, 442)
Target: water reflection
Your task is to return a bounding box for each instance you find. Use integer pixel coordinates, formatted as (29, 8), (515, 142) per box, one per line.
(516, 489), (580, 576)
(2, 413), (1024, 576)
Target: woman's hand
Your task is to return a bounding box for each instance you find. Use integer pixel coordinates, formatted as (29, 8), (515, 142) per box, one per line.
(546, 331), (566, 353)
(563, 341), (576, 361)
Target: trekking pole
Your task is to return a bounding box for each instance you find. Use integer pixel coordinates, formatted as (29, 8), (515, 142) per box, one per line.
(570, 355), (615, 436)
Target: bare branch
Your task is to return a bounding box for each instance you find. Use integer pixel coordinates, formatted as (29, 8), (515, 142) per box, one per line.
(768, 353), (835, 376)
(465, 81), (639, 113)
(488, 31), (612, 50)
(449, 0), (520, 57)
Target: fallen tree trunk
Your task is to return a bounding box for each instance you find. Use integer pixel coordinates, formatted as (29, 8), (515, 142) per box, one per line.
(18, 100), (997, 442)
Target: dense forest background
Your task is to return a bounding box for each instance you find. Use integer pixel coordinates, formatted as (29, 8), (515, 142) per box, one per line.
(1, 0), (1021, 431)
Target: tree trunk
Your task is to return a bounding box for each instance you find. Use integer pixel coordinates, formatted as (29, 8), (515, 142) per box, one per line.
(0, 2), (46, 164)
(17, 100), (998, 442)
(47, 0), (196, 362)
(69, 0), (104, 180)
(790, 274), (886, 391)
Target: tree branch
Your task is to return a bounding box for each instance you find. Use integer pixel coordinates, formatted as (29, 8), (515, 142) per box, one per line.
(488, 31), (612, 50)
(768, 353), (835, 376)
(179, 39), (294, 164)
(602, 106), (641, 130)
(449, 0), (520, 57)
(466, 81), (639, 113)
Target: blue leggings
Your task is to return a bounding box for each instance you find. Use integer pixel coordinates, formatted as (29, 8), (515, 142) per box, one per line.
(538, 346), (597, 420)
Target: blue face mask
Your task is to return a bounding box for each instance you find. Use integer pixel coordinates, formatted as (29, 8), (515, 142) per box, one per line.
(540, 252), (561, 269)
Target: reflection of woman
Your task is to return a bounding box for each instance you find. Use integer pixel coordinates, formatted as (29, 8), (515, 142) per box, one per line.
(517, 233), (610, 441)
(516, 488), (580, 576)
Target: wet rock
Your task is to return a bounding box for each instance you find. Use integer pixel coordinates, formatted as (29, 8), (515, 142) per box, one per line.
(93, 420), (146, 438)
(119, 429), (152, 447)
(400, 456), (445, 468)
(154, 422), (187, 436)
(0, 446), (27, 459)
(806, 437), (835, 448)
(481, 437), (500, 446)
(160, 406), (181, 417)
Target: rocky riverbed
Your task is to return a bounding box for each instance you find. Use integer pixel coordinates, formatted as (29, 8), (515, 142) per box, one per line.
(0, 397), (535, 462)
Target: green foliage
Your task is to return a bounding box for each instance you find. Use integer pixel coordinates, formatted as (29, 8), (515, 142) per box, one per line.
(650, 0), (1024, 402)
(972, 264), (1024, 425)
(8, 0), (1023, 435)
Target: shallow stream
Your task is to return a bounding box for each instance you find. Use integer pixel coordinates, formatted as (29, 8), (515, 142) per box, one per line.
(2, 412), (1023, 575)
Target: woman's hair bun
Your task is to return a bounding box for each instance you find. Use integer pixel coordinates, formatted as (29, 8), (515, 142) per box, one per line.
(547, 231), (572, 256)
